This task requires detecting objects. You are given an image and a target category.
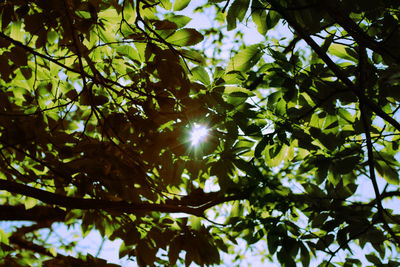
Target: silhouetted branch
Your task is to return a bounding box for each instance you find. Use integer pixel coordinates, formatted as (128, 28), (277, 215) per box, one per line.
(266, 0), (400, 133)
(358, 45), (400, 247)
(0, 179), (243, 217)
(222, 0), (231, 13)
(321, 1), (400, 63)
(325, 223), (373, 267)
(0, 205), (66, 222)
(10, 235), (55, 258)
(0, 32), (145, 103)
(10, 235), (119, 266)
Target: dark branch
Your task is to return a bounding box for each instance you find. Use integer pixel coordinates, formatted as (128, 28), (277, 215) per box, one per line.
(10, 235), (118, 266)
(321, 1), (400, 63)
(222, 0), (231, 13)
(0, 32), (145, 103)
(267, 0), (400, 133)
(325, 223), (373, 266)
(368, 191), (400, 206)
(0, 179), (236, 217)
(358, 46), (400, 247)
(10, 235), (55, 258)
(0, 205), (66, 222)
(358, 46), (383, 208)
(0, 32), (79, 75)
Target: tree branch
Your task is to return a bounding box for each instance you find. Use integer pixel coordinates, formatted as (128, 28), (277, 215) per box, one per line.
(10, 235), (55, 258)
(358, 46), (400, 247)
(222, 0), (231, 13)
(0, 179), (211, 216)
(358, 46), (382, 208)
(325, 222), (373, 266)
(0, 205), (66, 222)
(321, 1), (400, 63)
(0, 32), (79, 75)
(10, 235), (120, 266)
(267, 0), (400, 133)
(367, 191), (400, 206)
(0, 32), (145, 102)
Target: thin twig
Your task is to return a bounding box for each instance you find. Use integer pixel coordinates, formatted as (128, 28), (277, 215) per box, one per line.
(267, 0), (400, 133)
(222, 0), (231, 13)
(358, 45), (400, 247)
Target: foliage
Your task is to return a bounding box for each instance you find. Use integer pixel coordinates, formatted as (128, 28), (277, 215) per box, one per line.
(1, 0), (400, 266)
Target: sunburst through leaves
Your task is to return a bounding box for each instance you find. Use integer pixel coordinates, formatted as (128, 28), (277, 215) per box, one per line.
(190, 123), (209, 146)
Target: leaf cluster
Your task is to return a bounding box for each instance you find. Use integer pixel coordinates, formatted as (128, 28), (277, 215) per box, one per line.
(1, 0), (400, 266)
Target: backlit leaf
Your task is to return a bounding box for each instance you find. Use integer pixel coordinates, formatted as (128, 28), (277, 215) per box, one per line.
(24, 197), (37, 210)
(329, 44), (358, 62)
(191, 66), (210, 85)
(165, 15), (192, 28)
(227, 0), (250, 31)
(251, 0), (268, 35)
(166, 28), (204, 46)
(224, 86), (254, 96)
(264, 144), (289, 167)
(0, 228), (9, 245)
(173, 0), (191, 11)
(226, 44), (263, 73)
(180, 49), (206, 65)
(375, 159), (399, 185)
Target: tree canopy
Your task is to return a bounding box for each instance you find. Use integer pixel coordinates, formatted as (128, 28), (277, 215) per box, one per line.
(1, 0), (400, 266)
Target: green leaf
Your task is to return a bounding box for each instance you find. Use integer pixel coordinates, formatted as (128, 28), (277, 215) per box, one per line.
(226, 0), (250, 31)
(267, 231), (279, 254)
(230, 200), (243, 217)
(251, 0), (268, 35)
(10, 46), (28, 66)
(226, 44), (264, 73)
(2, 5), (13, 30)
(173, 0), (191, 11)
(191, 66), (210, 85)
(66, 89), (78, 100)
(119, 242), (130, 259)
(255, 134), (272, 158)
(165, 15), (192, 28)
(321, 34), (335, 52)
(311, 213), (328, 228)
(264, 144), (288, 167)
(328, 44), (358, 62)
(49, 247), (57, 257)
(375, 159), (399, 185)
(190, 216), (201, 230)
(0, 228), (9, 245)
(1, 1), (400, 266)
(300, 243), (310, 267)
(366, 253), (382, 265)
(332, 156), (360, 175)
(266, 11), (280, 30)
(166, 28), (204, 46)
(159, 0), (172, 10)
(224, 86), (254, 96)
(179, 49), (206, 65)
(116, 45), (140, 62)
(372, 52), (383, 64)
(24, 197), (37, 210)
(154, 20), (178, 30)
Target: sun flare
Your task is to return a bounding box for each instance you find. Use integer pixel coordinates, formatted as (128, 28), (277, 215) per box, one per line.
(190, 124), (209, 146)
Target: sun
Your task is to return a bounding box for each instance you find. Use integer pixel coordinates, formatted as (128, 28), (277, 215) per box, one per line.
(190, 124), (209, 146)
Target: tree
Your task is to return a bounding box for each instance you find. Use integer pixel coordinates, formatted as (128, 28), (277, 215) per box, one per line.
(1, 0), (400, 266)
